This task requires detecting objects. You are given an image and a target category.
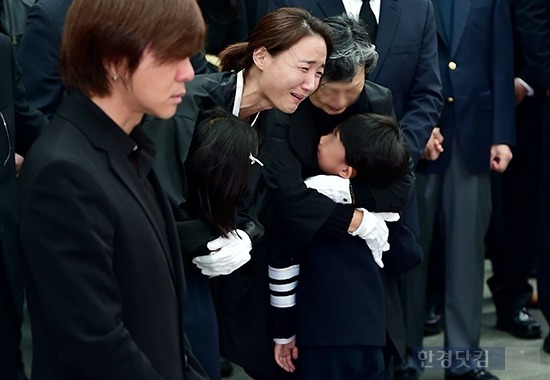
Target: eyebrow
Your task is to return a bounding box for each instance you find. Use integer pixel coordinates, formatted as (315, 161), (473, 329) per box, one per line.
(298, 59), (325, 67)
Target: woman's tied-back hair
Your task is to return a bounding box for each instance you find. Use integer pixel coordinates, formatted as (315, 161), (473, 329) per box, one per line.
(322, 13), (378, 83)
(61, 0), (205, 97)
(185, 108), (259, 237)
(218, 7), (333, 72)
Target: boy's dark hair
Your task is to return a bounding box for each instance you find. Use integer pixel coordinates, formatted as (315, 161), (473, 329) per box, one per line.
(338, 113), (409, 187)
(185, 107), (259, 237)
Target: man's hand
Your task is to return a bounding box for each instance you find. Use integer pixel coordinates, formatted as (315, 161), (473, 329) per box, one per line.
(514, 77), (528, 105)
(274, 338), (298, 373)
(15, 153), (24, 176)
(490, 144), (513, 173)
(421, 127), (444, 161)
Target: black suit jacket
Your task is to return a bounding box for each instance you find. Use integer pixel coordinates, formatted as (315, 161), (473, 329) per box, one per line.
(369, 0), (442, 165)
(509, 0), (550, 92)
(0, 33), (45, 315)
(17, 92), (206, 380)
(0, 32), (45, 380)
(417, 0), (516, 175)
(17, 0), (71, 118)
(266, 0), (345, 18)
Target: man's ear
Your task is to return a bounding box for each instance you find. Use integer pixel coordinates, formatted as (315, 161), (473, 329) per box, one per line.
(105, 61), (119, 81)
(252, 46), (269, 71)
(105, 59), (129, 82)
(338, 165), (356, 179)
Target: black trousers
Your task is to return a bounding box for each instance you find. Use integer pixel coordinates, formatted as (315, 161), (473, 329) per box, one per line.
(296, 345), (384, 380)
(536, 96), (550, 323)
(0, 250), (20, 380)
(487, 95), (545, 317)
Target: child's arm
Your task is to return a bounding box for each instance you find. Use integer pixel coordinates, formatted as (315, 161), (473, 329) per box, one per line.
(304, 175), (400, 268)
(268, 261), (299, 348)
(274, 339), (298, 373)
(268, 221), (300, 371)
(303, 175), (353, 204)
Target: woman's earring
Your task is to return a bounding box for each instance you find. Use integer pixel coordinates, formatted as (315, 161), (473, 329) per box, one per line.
(111, 74), (118, 81)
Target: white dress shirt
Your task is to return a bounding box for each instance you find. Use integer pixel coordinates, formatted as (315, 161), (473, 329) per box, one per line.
(342, 0), (380, 23)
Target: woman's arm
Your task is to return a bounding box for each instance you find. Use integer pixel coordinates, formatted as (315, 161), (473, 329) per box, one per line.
(350, 157), (415, 212)
(264, 115), (413, 245)
(263, 115), (358, 245)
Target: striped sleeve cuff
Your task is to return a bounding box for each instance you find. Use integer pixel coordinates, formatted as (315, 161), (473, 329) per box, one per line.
(273, 335), (296, 345)
(269, 264), (299, 308)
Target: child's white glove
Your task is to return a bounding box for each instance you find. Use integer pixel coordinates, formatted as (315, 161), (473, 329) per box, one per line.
(350, 209), (400, 267)
(304, 175), (352, 204)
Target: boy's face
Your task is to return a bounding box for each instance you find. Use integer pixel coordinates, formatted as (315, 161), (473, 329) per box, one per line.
(317, 130), (351, 177)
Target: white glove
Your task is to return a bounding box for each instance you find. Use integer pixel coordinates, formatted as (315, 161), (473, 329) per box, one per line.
(304, 175), (352, 204)
(192, 229), (252, 277)
(350, 209), (400, 268)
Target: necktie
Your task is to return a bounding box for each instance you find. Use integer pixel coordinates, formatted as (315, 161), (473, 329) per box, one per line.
(359, 0), (378, 43)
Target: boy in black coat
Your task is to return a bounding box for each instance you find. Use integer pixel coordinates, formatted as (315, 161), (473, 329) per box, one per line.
(269, 113), (416, 379)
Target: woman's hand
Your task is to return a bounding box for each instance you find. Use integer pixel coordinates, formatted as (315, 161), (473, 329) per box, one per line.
(192, 229), (252, 277)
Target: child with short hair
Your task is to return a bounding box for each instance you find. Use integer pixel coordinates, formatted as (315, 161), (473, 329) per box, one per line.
(269, 112), (412, 377)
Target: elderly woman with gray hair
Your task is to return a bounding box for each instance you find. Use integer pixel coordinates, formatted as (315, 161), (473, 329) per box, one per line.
(264, 13), (420, 380)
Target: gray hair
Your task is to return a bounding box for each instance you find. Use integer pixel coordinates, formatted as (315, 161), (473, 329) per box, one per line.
(322, 13), (378, 83)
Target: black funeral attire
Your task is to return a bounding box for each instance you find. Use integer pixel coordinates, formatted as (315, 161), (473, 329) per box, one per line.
(265, 81), (421, 379)
(17, 91), (206, 380)
(487, 0), (550, 339)
(143, 71), (267, 380)
(265, 81), (421, 378)
(0, 32), (46, 380)
(144, 71), (418, 379)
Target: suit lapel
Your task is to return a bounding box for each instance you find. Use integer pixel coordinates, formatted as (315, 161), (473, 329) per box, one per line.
(369, 0), (401, 81)
(107, 155), (177, 282)
(431, 0), (450, 50)
(316, 0), (345, 18)
(150, 171), (183, 288)
(451, 0), (470, 55)
(317, 0), (346, 17)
